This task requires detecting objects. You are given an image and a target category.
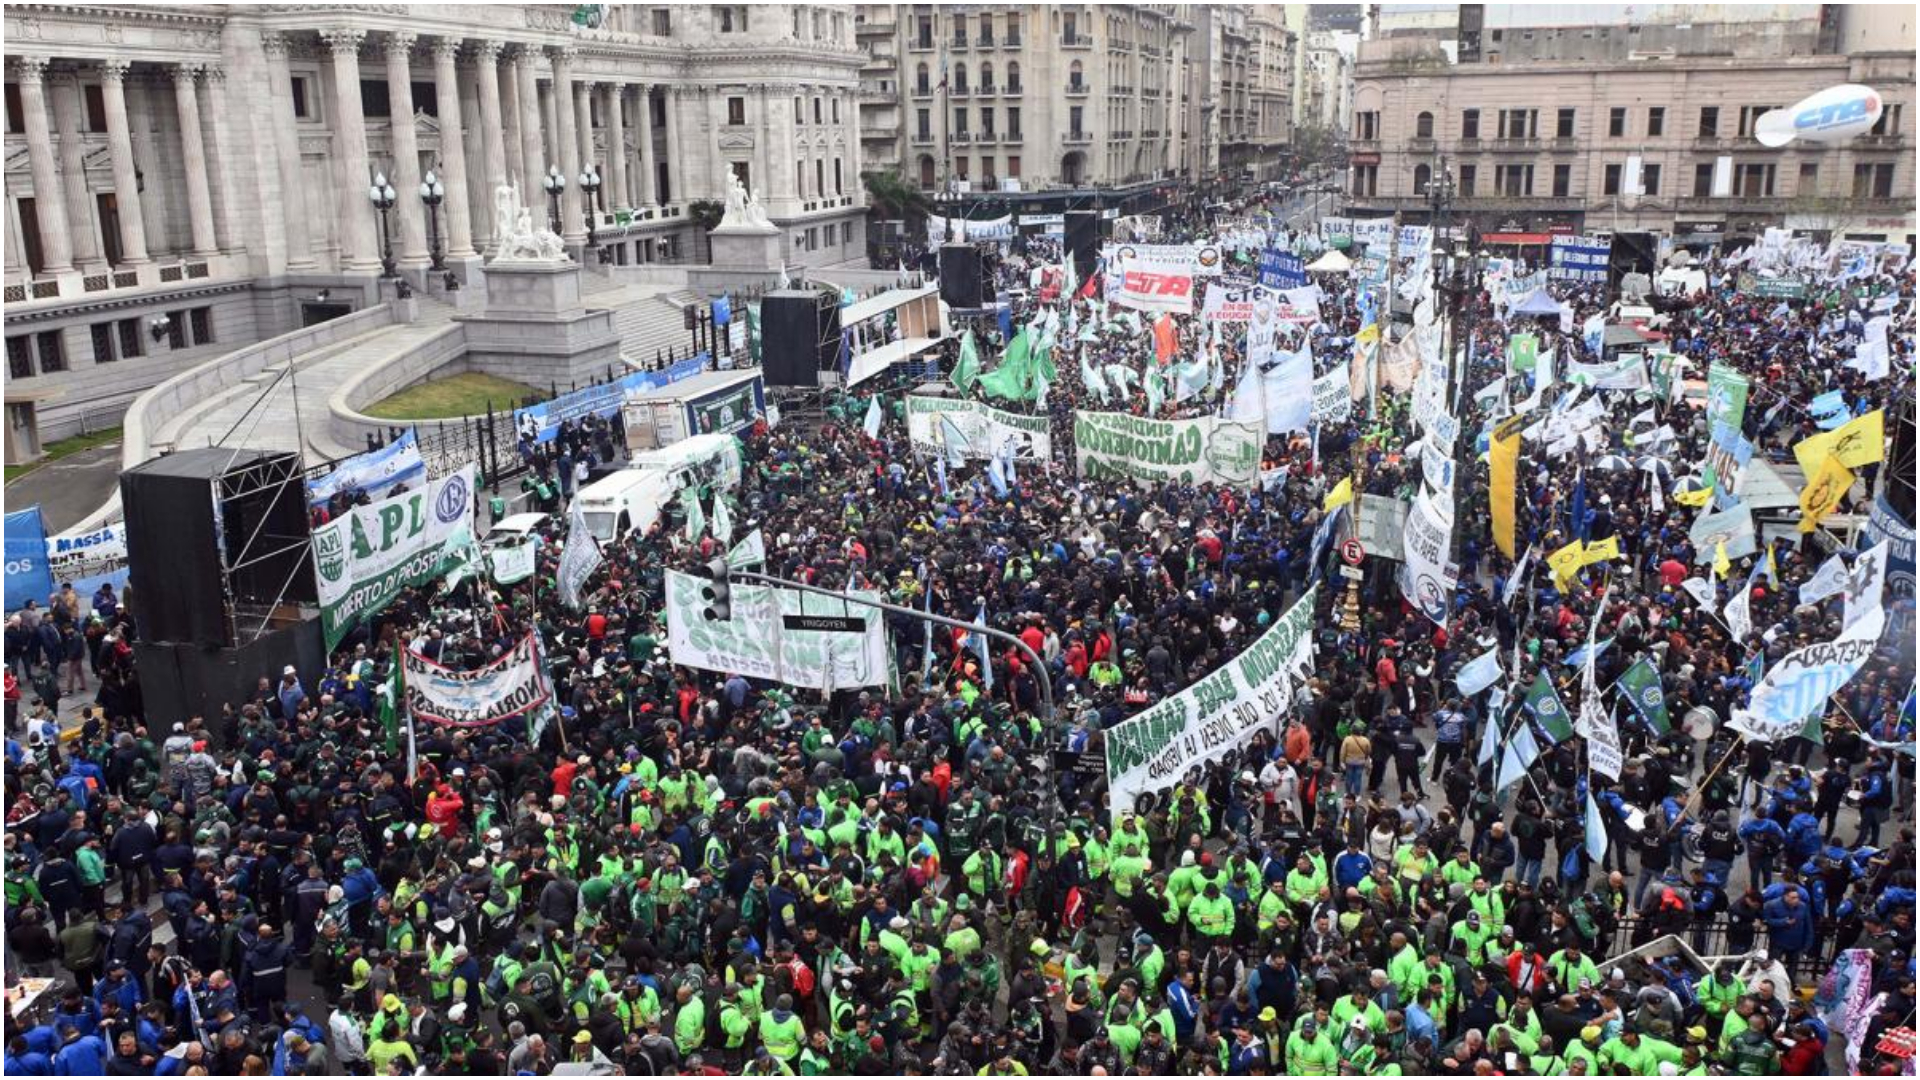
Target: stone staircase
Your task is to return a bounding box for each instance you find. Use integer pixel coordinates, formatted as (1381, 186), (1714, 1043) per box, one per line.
(578, 275), (704, 368)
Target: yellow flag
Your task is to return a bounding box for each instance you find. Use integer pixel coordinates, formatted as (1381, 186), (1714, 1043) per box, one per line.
(1797, 453), (1855, 533)
(1794, 409), (1886, 474)
(1674, 485), (1714, 508)
(1548, 539), (1587, 586)
(1323, 477), (1353, 513)
(1712, 541), (1731, 579)
(1488, 418), (1523, 560)
(1356, 323), (1381, 346)
(1582, 535), (1622, 565)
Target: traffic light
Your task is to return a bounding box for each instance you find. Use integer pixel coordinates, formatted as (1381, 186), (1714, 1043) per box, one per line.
(699, 557), (731, 622)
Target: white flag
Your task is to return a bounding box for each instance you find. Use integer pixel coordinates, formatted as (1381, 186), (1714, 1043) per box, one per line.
(862, 396), (883, 440)
(557, 498), (604, 611)
(1724, 582), (1753, 642)
(1798, 554), (1850, 607)
(1455, 649), (1503, 698)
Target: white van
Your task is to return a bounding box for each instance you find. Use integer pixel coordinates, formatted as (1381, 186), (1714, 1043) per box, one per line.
(571, 469), (674, 543)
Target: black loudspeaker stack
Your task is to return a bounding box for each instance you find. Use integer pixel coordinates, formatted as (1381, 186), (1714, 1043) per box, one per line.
(939, 243), (984, 309)
(1065, 210), (1101, 284)
(760, 289), (842, 388)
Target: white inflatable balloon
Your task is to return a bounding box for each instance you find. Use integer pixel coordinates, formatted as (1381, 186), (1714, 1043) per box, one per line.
(1753, 84), (1884, 147)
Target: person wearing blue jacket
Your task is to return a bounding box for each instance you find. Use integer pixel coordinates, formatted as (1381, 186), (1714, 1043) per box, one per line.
(50, 1024), (107, 1077)
(4, 1033), (54, 1076)
(1760, 883), (1816, 976)
(1854, 764), (1892, 847)
(1737, 817), (1786, 888)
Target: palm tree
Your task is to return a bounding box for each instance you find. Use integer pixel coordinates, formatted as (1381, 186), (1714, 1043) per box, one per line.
(861, 170), (931, 223)
(688, 199), (724, 263)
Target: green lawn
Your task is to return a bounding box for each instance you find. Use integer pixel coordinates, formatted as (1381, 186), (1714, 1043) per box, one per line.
(3, 426), (122, 484)
(362, 373), (544, 420)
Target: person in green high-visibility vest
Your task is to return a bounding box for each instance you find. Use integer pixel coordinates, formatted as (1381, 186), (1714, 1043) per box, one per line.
(672, 982), (706, 1058)
(1285, 1015), (1338, 1076)
(1186, 881), (1236, 941)
(758, 993), (806, 1066)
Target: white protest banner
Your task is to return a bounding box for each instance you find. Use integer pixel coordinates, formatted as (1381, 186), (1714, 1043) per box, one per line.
(1843, 540), (1890, 630)
(1680, 577), (1717, 609)
(45, 522), (130, 595)
(1105, 585), (1318, 816)
(1380, 333), (1421, 393)
(1455, 649), (1502, 697)
(1583, 695), (1624, 779)
(403, 632), (552, 727)
(1276, 285), (1322, 326)
(1263, 344), (1313, 435)
(1421, 446), (1456, 497)
(1689, 503), (1759, 564)
(1799, 555), (1851, 606)
(1312, 369), (1352, 424)
(726, 528), (767, 570)
(489, 539), (537, 585)
(312, 466), (477, 650)
(307, 428), (426, 509)
(1730, 605), (1886, 741)
(557, 497), (604, 610)
(1401, 490), (1457, 626)
(663, 568), (891, 690)
(1112, 243), (1200, 315)
(905, 396), (1053, 461)
(1200, 278), (1259, 323)
(1725, 582), (1753, 641)
(1073, 411), (1262, 488)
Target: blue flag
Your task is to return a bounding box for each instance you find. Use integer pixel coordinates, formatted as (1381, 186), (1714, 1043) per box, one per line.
(1585, 792), (1609, 864)
(1570, 468), (1590, 542)
(1496, 721), (1540, 792)
(974, 600), (994, 692)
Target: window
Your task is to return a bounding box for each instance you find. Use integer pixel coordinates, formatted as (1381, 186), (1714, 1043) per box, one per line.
(1007, 62), (1022, 93)
(1647, 107), (1665, 137)
(813, 97), (823, 124)
(1799, 161), (1819, 193)
(1603, 163), (1622, 195)
(951, 13), (967, 45)
(916, 16), (933, 49)
(290, 76), (311, 119)
(118, 318), (142, 360)
(834, 158), (843, 194)
(916, 64), (930, 94)
(953, 107), (968, 134)
(1737, 106), (1776, 138)
(1698, 106), (1718, 137)
(715, 6), (746, 32)
(1494, 164), (1532, 195)
(4, 83), (20, 134)
(727, 97), (745, 125)
(190, 307), (213, 345)
(979, 156), (994, 182)
(1869, 104), (1902, 137)
(167, 311), (187, 350)
(1457, 164), (1475, 196)
(814, 158), (824, 194)
(831, 97), (839, 123)
(1355, 111), (1379, 140)
(1007, 155), (1020, 178)
(6, 337), (31, 380)
(1413, 163), (1431, 193)
(84, 84), (106, 132)
(1461, 109), (1479, 139)
(1415, 111), (1433, 139)
(1006, 14), (1021, 46)
(1854, 162), (1896, 199)
(652, 8), (672, 35)
(1069, 105), (1083, 136)
(1553, 163), (1571, 197)
(954, 156), (968, 179)
(1734, 162), (1775, 197)
(1008, 107), (1021, 137)
(1497, 109), (1536, 139)
(1351, 164), (1378, 196)
(1557, 108), (1575, 138)
(919, 156), (936, 187)
(1642, 163), (1660, 195)
(91, 323), (118, 364)
(980, 106), (994, 135)
(359, 79), (391, 119)
(1608, 107), (1626, 137)
(1693, 162), (1714, 196)
(916, 108), (930, 139)
(36, 330), (65, 373)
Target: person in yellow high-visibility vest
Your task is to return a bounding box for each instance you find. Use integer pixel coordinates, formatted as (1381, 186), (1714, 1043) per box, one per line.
(1186, 881), (1236, 941)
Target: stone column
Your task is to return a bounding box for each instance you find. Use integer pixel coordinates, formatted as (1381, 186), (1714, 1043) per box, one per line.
(662, 86), (683, 205)
(574, 79), (596, 216)
(431, 38), (475, 258)
(196, 66), (236, 252)
(322, 28), (378, 272)
(603, 83), (628, 212)
(707, 87), (728, 196)
(549, 47), (584, 243)
(768, 86), (796, 209)
(170, 64), (218, 256)
(496, 44), (523, 197)
(637, 83), (658, 207)
(12, 57), (73, 273)
(98, 59), (149, 266)
(514, 46), (544, 205)
(752, 84), (773, 203)
(50, 73), (100, 268)
(383, 33), (428, 269)
(261, 33), (314, 270)
(471, 40), (508, 221)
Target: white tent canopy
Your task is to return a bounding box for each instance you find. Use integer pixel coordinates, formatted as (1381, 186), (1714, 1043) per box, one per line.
(1306, 249), (1352, 273)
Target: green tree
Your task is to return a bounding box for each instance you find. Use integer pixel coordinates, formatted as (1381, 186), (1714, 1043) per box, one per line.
(861, 169), (932, 223)
(688, 198), (725, 263)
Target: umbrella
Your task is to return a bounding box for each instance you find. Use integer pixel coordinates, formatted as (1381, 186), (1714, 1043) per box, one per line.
(1673, 475), (1709, 496)
(1637, 457), (1674, 483)
(1594, 454), (1634, 472)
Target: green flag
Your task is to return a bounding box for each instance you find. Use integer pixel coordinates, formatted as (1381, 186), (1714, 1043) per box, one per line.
(979, 328), (1033, 402)
(1033, 330), (1058, 386)
(746, 303), (762, 365)
(951, 329), (982, 394)
(1614, 657), (1670, 735)
(1523, 671), (1575, 743)
(376, 658), (404, 757)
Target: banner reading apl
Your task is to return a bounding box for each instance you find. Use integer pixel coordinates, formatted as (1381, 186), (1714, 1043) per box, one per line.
(312, 466), (477, 649)
(1104, 585), (1318, 816)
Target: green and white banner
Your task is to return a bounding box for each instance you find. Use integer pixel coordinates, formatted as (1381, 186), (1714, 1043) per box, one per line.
(1104, 585), (1318, 816)
(664, 568), (890, 690)
(489, 538), (537, 585)
(905, 395), (1053, 461)
(1073, 411), (1261, 488)
(312, 466), (477, 650)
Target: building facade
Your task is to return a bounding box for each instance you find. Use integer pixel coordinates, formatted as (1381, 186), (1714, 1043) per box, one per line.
(4, 4), (867, 439)
(1346, 6), (1916, 246)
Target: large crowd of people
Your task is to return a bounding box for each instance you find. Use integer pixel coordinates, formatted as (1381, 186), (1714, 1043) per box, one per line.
(3, 189), (1915, 1077)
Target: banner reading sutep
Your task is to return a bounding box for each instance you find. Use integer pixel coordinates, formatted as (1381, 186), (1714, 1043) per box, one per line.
(1073, 412), (1261, 488)
(1105, 585), (1318, 816)
(403, 632), (552, 726)
(312, 466), (476, 649)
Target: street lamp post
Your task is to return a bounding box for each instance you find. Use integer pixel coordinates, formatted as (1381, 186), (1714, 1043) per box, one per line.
(367, 171), (399, 279)
(578, 166), (602, 247)
(420, 169), (447, 271)
(542, 164), (567, 235)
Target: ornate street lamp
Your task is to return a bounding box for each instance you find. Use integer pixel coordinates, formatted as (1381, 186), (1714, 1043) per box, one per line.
(420, 169), (447, 271)
(543, 164), (567, 235)
(578, 165), (602, 247)
(368, 171), (399, 279)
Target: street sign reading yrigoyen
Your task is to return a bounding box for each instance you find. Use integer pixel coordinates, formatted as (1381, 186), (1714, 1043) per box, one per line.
(781, 614), (867, 633)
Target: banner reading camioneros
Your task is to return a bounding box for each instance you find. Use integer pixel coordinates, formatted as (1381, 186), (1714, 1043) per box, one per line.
(402, 632), (552, 727)
(1105, 585), (1319, 816)
(663, 568), (891, 690)
(905, 396), (1053, 460)
(1073, 411), (1261, 488)
(312, 466), (477, 650)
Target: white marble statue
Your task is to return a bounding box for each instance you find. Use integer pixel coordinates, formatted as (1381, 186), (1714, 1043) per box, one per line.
(719, 171), (751, 228)
(492, 183), (567, 263)
(746, 186), (772, 229)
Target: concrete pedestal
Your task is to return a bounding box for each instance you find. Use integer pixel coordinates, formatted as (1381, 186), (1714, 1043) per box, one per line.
(457, 259), (620, 388)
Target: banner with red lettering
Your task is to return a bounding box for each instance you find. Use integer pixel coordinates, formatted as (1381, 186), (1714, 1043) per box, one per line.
(1112, 243), (1203, 315)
